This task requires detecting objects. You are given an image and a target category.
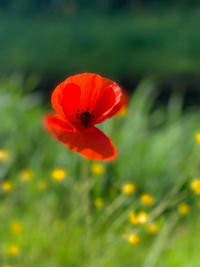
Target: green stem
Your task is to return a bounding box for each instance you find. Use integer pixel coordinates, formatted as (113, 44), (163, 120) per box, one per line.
(142, 214), (179, 267)
(80, 158), (91, 226)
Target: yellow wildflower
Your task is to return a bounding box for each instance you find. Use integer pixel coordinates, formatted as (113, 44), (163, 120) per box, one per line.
(195, 133), (200, 144)
(137, 211), (148, 224)
(20, 169), (33, 182)
(91, 163), (105, 176)
(140, 193), (155, 206)
(51, 168), (67, 181)
(122, 183), (136, 195)
(38, 180), (48, 191)
(3, 265), (16, 267)
(130, 211), (148, 225)
(0, 149), (9, 162)
(128, 234), (140, 245)
(130, 211), (139, 225)
(10, 221), (23, 234)
(178, 203), (190, 216)
(191, 179), (200, 194)
(1, 181), (12, 192)
(118, 106), (128, 117)
(146, 223), (159, 234)
(94, 198), (104, 208)
(7, 245), (20, 256)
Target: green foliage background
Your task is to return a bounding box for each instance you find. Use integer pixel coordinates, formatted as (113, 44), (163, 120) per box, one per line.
(1, 3), (200, 80)
(1, 1), (200, 266)
(1, 76), (200, 266)
(1, 0), (200, 14)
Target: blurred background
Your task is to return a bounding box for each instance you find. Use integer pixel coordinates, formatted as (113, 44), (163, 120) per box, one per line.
(1, 0), (200, 104)
(1, 1), (200, 267)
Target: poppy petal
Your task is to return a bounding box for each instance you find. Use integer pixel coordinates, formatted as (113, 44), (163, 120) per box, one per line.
(51, 73), (122, 125)
(44, 114), (74, 132)
(95, 89), (126, 124)
(51, 84), (65, 117)
(62, 83), (81, 127)
(67, 73), (112, 109)
(94, 85), (116, 122)
(109, 90), (128, 118)
(45, 115), (117, 160)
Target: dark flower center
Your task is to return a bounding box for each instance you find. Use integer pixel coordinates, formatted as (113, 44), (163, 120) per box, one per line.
(75, 109), (94, 127)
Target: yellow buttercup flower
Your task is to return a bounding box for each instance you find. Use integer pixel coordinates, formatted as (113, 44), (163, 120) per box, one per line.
(140, 193), (155, 206)
(122, 183), (136, 195)
(146, 223), (159, 234)
(91, 163), (105, 176)
(3, 265), (16, 267)
(94, 198), (104, 208)
(195, 133), (200, 144)
(178, 203), (190, 216)
(191, 179), (200, 194)
(130, 211), (138, 224)
(130, 211), (148, 225)
(118, 106), (128, 117)
(137, 211), (148, 224)
(7, 245), (20, 256)
(10, 221), (23, 234)
(51, 168), (67, 181)
(0, 149), (10, 162)
(129, 211), (138, 225)
(128, 234), (140, 245)
(38, 180), (48, 191)
(1, 181), (13, 192)
(20, 169), (33, 182)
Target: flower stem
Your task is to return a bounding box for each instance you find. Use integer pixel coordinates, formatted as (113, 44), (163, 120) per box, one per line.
(80, 158), (91, 226)
(142, 213), (179, 267)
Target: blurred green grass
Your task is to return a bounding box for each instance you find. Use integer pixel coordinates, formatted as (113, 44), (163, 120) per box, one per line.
(1, 75), (200, 266)
(1, 10), (200, 79)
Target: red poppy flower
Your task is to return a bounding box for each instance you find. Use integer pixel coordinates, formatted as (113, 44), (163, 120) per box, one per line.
(44, 73), (124, 161)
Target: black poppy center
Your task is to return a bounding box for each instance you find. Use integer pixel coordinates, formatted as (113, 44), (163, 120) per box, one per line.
(76, 109), (95, 127)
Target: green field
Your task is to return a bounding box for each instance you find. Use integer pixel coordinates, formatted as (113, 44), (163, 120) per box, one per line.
(1, 10), (200, 79)
(1, 76), (200, 266)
